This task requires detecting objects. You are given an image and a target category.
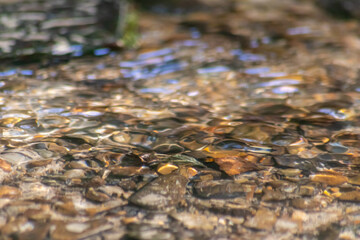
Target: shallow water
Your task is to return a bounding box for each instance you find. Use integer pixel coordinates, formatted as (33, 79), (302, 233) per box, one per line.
(1, 0), (360, 239)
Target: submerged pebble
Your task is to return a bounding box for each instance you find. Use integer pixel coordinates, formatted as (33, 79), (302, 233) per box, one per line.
(0, 0), (359, 239)
(129, 173), (188, 209)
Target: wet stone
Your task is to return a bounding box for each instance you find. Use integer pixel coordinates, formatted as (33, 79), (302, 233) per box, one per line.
(118, 178), (137, 191)
(337, 191), (360, 202)
(187, 197), (253, 217)
(194, 179), (256, 199)
(164, 154), (206, 168)
(244, 208), (277, 231)
(274, 155), (317, 171)
(110, 166), (151, 177)
(298, 210), (343, 233)
(310, 172), (348, 186)
(55, 201), (79, 217)
(348, 175), (360, 186)
(129, 173), (188, 210)
(291, 197), (323, 210)
(275, 218), (300, 233)
(27, 159), (53, 168)
(157, 163), (178, 175)
(87, 176), (105, 188)
(262, 188), (288, 201)
(1, 0), (360, 239)
(153, 143), (184, 154)
(0, 185), (21, 198)
(299, 185), (317, 196)
(0, 150), (39, 165)
(64, 169), (86, 179)
(172, 212), (219, 231)
(214, 157), (259, 176)
(0, 158), (12, 172)
(127, 223), (175, 240)
(50, 220), (113, 240)
(317, 0), (360, 19)
(85, 187), (110, 203)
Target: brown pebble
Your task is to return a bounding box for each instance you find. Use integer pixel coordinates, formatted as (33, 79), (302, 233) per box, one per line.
(129, 173), (188, 210)
(157, 163), (178, 175)
(348, 175), (360, 186)
(337, 191), (360, 202)
(27, 159), (53, 168)
(299, 185), (315, 196)
(111, 166), (148, 177)
(122, 217), (138, 225)
(310, 172), (348, 186)
(244, 208), (277, 230)
(85, 187), (110, 203)
(214, 157), (259, 176)
(291, 198), (321, 210)
(55, 201), (78, 216)
(0, 186), (21, 198)
(87, 176), (105, 188)
(0, 158), (12, 172)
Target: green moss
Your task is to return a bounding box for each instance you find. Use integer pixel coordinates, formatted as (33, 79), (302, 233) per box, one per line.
(121, 8), (139, 48)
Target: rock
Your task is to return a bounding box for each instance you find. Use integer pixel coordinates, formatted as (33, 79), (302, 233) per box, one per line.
(110, 166), (151, 177)
(194, 179), (255, 198)
(348, 175), (360, 186)
(337, 191), (360, 202)
(244, 208), (277, 231)
(0, 158), (12, 172)
(85, 187), (110, 203)
(275, 218), (300, 233)
(127, 223), (175, 240)
(129, 173), (188, 210)
(27, 159), (53, 168)
(262, 189), (287, 201)
(214, 157), (259, 176)
(50, 220), (113, 240)
(291, 198), (322, 210)
(298, 211), (343, 233)
(157, 163), (178, 175)
(187, 197), (253, 217)
(299, 185), (316, 196)
(63, 169), (86, 179)
(274, 155), (317, 171)
(0, 185), (21, 198)
(172, 212), (219, 231)
(316, 0), (360, 19)
(310, 172), (348, 186)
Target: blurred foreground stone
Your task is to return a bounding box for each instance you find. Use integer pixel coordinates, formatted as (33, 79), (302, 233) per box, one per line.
(316, 0), (360, 18)
(0, 0), (127, 61)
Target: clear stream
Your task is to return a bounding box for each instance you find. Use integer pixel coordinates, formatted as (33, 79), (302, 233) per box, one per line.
(0, 0), (360, 239)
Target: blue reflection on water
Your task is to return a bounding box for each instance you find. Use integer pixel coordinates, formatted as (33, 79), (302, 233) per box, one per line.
(272, 86), (299, 94)
(257, 79), (300, 87)
(287, 26), (311, 35)
(244, 67), (270, 75)
(138, 48), (173, 60)
(197, 66), (230, 74)
(71, 45), (83, 57)
(231, 49), (266, 62)
(139, 88), (174, 94)
(94, 48), (110, 56)
(0, 69), (16, 77)
(20, 70), (33, 76)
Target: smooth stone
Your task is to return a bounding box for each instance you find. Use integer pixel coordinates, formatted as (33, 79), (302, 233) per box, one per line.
(194, 179), (255, 199)
(244, 208), (277, 230)
(129, 173), (188, 210)
(0, 186), (21, 198)
(338, 191), (360, 202)
(310, 172), (348, 186)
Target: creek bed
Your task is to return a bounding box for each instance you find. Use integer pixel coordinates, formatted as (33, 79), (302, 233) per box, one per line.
(1, 0), (360, 239)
